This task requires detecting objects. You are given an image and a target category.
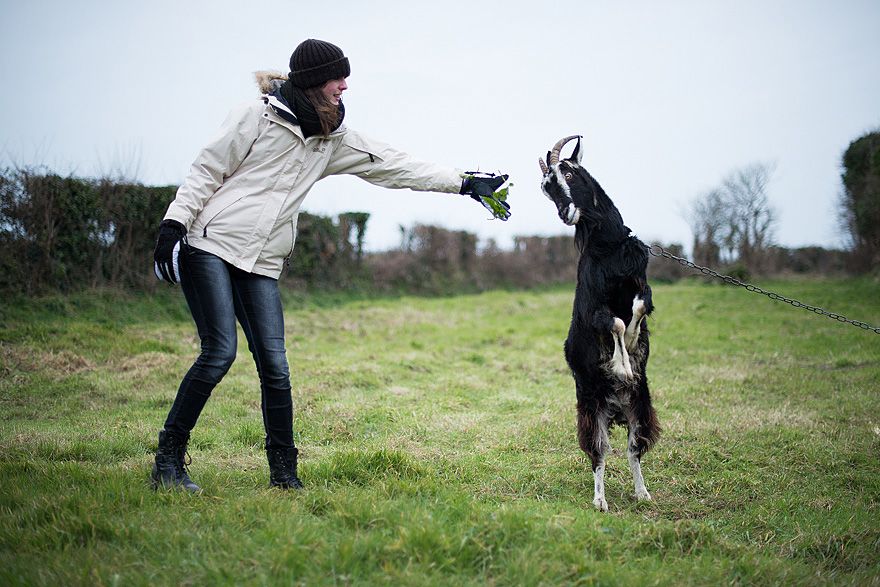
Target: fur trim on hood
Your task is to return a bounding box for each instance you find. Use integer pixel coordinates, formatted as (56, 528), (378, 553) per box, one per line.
(254, 70), (287, 95)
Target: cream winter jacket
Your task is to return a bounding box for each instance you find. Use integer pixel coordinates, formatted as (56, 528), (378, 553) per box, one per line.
(163, 72), (463, 279)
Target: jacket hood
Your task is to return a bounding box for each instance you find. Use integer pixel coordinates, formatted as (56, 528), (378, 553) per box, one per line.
(255, 70), (297, 122)
(254, 70), (287, 95)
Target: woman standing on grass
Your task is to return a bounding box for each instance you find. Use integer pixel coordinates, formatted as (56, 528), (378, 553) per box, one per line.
(151, 39), (511, 492)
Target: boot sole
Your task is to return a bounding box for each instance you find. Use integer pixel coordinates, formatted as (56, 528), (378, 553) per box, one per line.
(151, 464), (201, 493)
(270, 481), (304, 490)
(151, 475), (201, 493)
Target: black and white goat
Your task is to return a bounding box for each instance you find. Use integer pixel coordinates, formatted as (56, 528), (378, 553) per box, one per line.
(539, 135), (660, 511)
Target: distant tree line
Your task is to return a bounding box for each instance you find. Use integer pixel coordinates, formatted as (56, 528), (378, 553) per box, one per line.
(2, 141), (875, 296)
(0, 167), (173, 293)
(683, 128), (879, 279)
(0, 165), (582, 295)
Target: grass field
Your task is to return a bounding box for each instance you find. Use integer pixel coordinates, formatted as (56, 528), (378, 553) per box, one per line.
(1, 278), (879, 586)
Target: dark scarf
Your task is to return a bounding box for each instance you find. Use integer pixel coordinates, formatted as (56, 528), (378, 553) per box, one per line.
(278, 79), (345, 138)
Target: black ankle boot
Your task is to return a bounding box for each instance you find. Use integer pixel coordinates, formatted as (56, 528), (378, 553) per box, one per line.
(267, 447), (303, 490)
(151, 430), (201, 492)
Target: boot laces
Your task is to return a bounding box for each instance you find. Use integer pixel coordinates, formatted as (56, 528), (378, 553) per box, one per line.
(269, 449), (295, 481)
(175, 446), (192, 477)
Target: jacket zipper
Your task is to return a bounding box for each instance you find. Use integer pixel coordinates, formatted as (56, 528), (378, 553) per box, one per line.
(283, 217), (297, 272)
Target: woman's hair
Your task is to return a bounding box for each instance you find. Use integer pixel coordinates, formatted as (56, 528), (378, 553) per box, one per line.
(304, 86), (340, 136)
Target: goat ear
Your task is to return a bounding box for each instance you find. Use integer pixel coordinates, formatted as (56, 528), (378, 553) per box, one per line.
(545, 151), (552, 168)
(571, 137), (582, 164)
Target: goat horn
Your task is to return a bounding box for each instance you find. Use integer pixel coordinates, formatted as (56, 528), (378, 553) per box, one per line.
(538, 157), (549, 175)
(548, 135), (580, 167)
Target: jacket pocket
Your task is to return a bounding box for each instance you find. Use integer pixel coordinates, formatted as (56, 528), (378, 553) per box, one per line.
(342, 134), (385, 164)
(284, 213), (299, 267)
(197, 194), (250, 237)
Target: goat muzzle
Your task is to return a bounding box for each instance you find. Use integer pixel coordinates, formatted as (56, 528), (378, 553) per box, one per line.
(548, 135), (581, 167)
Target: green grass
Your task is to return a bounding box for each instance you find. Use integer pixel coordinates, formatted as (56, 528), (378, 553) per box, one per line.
(1, 279), (879, 585)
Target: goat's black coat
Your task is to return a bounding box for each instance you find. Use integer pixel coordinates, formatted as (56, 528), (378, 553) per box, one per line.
(541, 145), (661, 471)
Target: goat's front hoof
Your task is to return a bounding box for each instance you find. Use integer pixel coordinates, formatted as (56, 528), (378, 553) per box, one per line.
(635, 489), (652, 502)
(593, 496), (608, 512)
(611, 363), (634, 381)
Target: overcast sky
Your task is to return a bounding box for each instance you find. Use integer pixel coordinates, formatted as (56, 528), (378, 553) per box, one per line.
(2, 0), (878, 252)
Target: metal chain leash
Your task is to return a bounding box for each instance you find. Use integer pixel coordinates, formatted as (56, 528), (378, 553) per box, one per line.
(648, 244), (880, 335)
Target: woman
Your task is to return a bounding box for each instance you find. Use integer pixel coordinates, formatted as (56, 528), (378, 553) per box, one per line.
(151, 39), (510, 492)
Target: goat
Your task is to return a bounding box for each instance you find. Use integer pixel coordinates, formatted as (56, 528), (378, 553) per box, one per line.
(538, 135), (660, 511)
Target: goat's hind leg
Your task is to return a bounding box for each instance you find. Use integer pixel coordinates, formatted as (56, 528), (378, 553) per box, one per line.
(577, 399), (610, 512)
(627, 426), (652, 501)
(627, 383), (660, 502)
(592, 418), (611, 511)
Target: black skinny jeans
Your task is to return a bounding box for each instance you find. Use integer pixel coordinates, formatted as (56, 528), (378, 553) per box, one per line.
(163, 246), (294, 449)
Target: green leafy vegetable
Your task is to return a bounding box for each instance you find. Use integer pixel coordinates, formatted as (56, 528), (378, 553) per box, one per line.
(480, 183), (512, 221)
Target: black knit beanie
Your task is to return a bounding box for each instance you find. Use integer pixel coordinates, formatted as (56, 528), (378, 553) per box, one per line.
(289, 39), (351, 89)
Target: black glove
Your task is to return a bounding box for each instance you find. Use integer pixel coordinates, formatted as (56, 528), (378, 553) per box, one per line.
(153, 219), (186, 284)
(460, 172), (511, 221)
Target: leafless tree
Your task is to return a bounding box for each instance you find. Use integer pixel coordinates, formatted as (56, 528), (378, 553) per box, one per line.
(685, 188), (725, 266)
(722, 162), (777, 270)
(684, 162), (777, 272)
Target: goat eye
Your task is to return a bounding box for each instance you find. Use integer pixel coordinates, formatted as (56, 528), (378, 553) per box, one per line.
(564, 172), (573, 181)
